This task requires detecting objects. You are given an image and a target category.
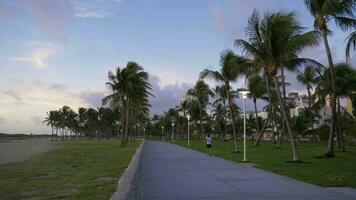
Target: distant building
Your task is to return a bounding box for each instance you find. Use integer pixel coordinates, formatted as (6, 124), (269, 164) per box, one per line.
(346, 97), (354, 117)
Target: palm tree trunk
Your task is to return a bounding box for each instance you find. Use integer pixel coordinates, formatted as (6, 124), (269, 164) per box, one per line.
(198, 102), (204, 138)
(321, 30), (337, 158)
(254, 75), (272, 146)
(253, 96), (260, 136)
(50, 124), (54, 142)
(307, 87), (316, 142)
(272, 75), (300, 162)
(337, 98), (345, 152)
(122, 98), (129, 146)
(281, 67), (288, 147)
(226, 83), (239, 152)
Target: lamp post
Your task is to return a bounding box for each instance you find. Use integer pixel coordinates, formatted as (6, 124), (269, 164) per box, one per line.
(171, 120), (175, 142)
(143, 127), (146, 139)
(239, 89), (250, 162)
(187, 114), (191, 148)
(161, 126), (164, 141)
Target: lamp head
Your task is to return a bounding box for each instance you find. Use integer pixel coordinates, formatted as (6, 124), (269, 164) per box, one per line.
(238, 89), (250, 100)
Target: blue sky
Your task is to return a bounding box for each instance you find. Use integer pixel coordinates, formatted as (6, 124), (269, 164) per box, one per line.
(0, 0), (354, 134)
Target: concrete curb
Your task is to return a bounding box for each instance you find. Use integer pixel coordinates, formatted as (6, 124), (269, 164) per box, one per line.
(110, 140), (145, 200)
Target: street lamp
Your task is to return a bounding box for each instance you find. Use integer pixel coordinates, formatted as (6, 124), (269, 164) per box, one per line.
(171, 120), (175, 142)
(239, 89), (250, 162)
(143, 127), (146, 139)
(187, 114), (191, 148)
(161, 126), (164, 141)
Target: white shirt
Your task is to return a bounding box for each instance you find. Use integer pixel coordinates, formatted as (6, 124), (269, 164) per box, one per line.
(206, 136), (212, 145)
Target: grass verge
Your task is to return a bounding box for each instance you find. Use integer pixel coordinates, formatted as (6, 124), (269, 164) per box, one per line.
(173, 139), (356, 188)
(0, 140), (141, 200)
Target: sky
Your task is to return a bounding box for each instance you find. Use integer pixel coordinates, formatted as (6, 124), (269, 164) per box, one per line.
(0, 0), (355, 134)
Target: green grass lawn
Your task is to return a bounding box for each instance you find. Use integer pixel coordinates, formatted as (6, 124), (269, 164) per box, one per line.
(173, 139), (356, 188)
(0, 140), (141, 200)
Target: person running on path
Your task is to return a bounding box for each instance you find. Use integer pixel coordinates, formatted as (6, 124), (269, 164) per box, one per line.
(206, 134), (212, 157)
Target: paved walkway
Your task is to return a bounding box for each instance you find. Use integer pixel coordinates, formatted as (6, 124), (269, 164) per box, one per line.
(137, 141), (355, 200)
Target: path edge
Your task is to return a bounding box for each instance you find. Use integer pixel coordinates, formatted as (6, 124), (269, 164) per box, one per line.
(110, 140), (145, 200)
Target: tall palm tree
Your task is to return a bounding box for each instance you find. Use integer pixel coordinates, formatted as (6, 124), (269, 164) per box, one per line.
(103, 62), (152, 146)
(315, 63), (356, 151)
(346, 31), (356, 62)
(43, 111), (56, 141)
(187, 80), (214, 138)
(247, 75), (266, 135)
(235, 11), (320, 161)
(200, 50), (249, 152)
(78, 107), (88, 139)
(213, 86), (229, 139)
(297, 66), (318, 139)
(304, 0), (356, 157)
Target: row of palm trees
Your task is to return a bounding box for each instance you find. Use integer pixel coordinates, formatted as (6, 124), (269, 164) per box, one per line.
(153, 0), (356, 162)
(44, 106), (118, 141)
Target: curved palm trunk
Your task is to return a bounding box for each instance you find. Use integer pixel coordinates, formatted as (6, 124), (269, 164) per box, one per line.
(337, 98), (345, 152)
(272, 75), (300, 162)
(253, 96), (260, 137)
(255, 75), (272, 146)
(226, 82), (239, 152)
(321, 30), (337, 158)
(280, 67), (287, 147)
(307, 87), (316, 142)
(198, 102), (204, 138)
(121, 98), (129, 146)
(223, 100), (227, 140)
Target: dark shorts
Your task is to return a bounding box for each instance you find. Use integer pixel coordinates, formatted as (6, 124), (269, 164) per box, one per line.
(207, 144), (212, 148)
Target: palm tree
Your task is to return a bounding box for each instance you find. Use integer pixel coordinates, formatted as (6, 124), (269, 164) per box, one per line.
(78, 107), (88, 139)
(43, 111), (56, 141)
(187, 80), (214, 138)
(346, 31), (356, 62)
(247, 75), (266, 135)
(235, 11), (320, 161)
(304, 0), (356, 157)
(87, 108), (98, 139)
(212, 102), (227, 139)
(212, 86), (229, 139)
(315, 63), (356, 151)
(200, 50), (249, 152)
(103, 62), (152, 146)
(297, 66), (318, 140)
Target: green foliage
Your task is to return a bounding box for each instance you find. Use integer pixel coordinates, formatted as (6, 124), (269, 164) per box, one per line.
(0, 140), (141, 200)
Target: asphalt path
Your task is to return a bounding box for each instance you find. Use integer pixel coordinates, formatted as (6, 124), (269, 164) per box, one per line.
(136, 141), (355, 200)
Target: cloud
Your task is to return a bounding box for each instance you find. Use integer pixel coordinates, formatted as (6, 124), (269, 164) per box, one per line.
(80, 91), (106, 107)
(149, 76), (192, 115)
(0, 79), (105, 134)
(31, 116), (43, 126)
(49, 83), (68, 91)
(209, 0), (270, 40)
(0, 117), (5, 124)
(74, 7), (112, 18)
(11, 45), (56, 69)
(19, 0), (73, 43)
(3, 90), (22, 101)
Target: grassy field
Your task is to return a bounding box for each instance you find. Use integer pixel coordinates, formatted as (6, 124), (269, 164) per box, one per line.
(173, 139), (356, 188)
(0, 140), (141, 200)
